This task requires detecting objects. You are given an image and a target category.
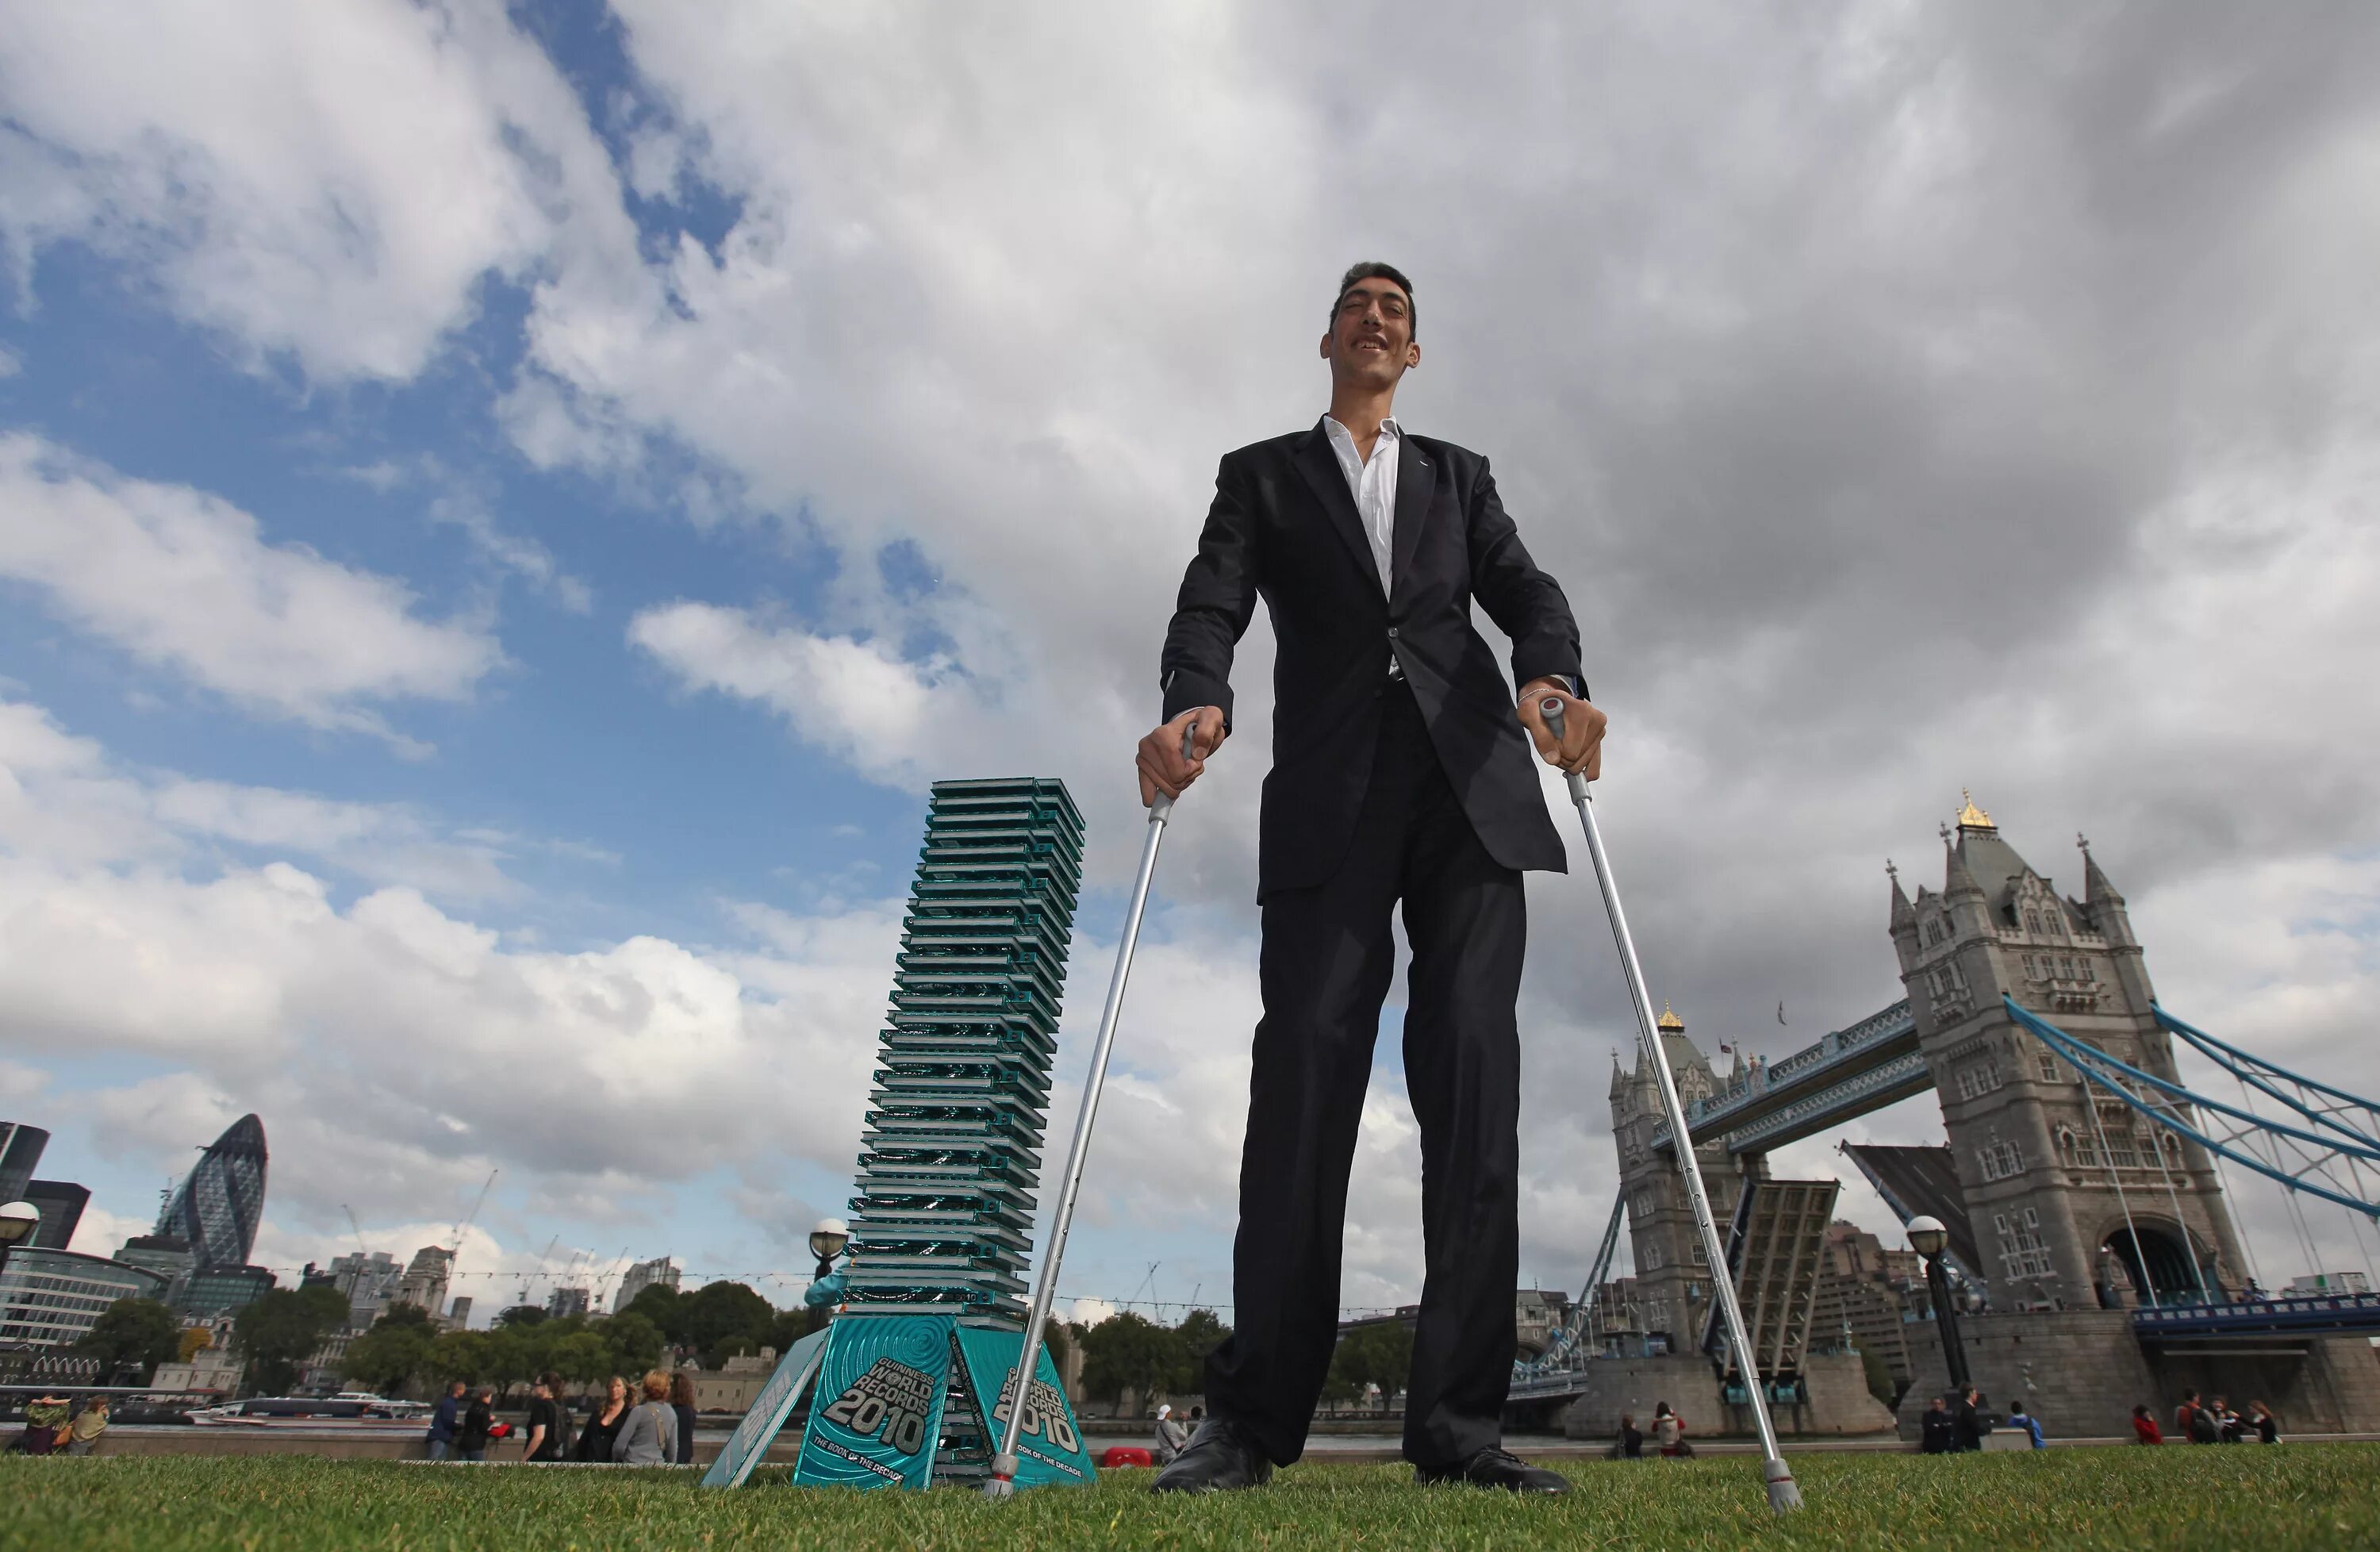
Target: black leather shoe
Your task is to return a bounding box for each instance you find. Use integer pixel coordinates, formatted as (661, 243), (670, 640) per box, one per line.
(1150, 1417), (1274, 1493)
(1415, 1446), (1571, 1494)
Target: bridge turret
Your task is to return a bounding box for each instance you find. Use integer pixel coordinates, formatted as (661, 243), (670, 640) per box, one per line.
(2079, 836), (2135, 949)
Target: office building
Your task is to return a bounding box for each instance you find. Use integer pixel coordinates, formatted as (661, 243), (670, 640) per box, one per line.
(155, 1114), (268, 1270)
(0, 1248), (169, 1348)
(613, 1256), (681, 1312)
(0, 1122), (48, 1205)
(177, 1262), (278, 1320)
(22, 1181), (88, 1250)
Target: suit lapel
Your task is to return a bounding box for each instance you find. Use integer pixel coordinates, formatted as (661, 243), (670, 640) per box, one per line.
(1388, 432), (1434, 600)
(1292, 419), (1388, 601)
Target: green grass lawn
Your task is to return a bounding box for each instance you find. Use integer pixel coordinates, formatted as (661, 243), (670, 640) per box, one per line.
(3, 1446), (2374, 1551)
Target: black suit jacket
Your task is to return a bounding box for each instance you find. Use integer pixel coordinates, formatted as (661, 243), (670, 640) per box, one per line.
(1161, 419), (1585, 895)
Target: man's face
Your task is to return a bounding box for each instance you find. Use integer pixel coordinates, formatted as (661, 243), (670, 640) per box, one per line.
(1320, 277), (1418, 391)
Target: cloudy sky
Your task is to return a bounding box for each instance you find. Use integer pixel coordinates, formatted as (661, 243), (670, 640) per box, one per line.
(3, 2), (2377, 1322)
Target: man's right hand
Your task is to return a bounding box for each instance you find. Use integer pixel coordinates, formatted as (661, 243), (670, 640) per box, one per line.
(1137, 706), (1227, 806)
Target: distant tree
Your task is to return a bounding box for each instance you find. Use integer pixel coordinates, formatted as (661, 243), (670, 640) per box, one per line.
(1328, 1321), (1413, 1408)
(674, 1281), (775, 1358)
(623, 1283), (682, 1338)
(374, 1302), (435, 1331)
(232, 1285), (350, 1395)
(551, 1331), (612, 1395)
(432, 1330), (492, 1386)
(1172, 1309), (1228, 1391)
(483, 1324), (544, 1401)
(178, 1327), (215, 1363)
(344, 1323), (438, 1395)
(1077, 1312), (1182, 1408)
(605, 1312), (666, 1375)
(764, 1304), (827, 1356)
(495, 1304), (548, 1328)
(75, 1297), (179, 1380)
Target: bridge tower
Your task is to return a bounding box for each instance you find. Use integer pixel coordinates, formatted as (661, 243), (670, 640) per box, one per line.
(1608, 1005), (1760, 1348)
(1889, 797), (2247, 1308)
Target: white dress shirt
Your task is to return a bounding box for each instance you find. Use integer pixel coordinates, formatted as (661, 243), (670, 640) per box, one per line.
(1322, 414), (1400, 596)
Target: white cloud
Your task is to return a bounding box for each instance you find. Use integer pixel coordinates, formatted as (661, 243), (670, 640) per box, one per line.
(0, 435), (501, 748)
(0, 0), (637, 382)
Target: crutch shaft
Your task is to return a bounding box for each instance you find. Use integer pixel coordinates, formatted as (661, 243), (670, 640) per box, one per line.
(987, 718), (1196, 1495)
(1539, 697), (1802, 1511)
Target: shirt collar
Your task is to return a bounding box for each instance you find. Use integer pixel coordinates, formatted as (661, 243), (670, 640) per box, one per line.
(1324, 414), (1401, 448)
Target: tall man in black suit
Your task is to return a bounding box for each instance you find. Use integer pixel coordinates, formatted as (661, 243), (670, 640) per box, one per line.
(1138, 263), (1606, 1494)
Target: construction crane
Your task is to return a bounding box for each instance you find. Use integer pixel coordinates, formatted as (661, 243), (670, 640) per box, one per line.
(591, 1246), (630, 1312)
(447, 1169), (497, 1258)
(340, 1204), (371, 1300)
(516, 1234), (561, 1308)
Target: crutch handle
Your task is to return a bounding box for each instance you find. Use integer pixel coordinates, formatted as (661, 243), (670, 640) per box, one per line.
(1538, 696), (1591, 803)
(1150, 713), (1204, 820)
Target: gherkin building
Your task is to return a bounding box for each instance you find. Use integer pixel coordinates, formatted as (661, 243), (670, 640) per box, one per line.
(843, 778), (1083, 1327)
(157, 1113), (268, 1270)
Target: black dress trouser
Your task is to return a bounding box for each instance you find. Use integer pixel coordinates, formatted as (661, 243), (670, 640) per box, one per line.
(1203, 680), (1524, 1468)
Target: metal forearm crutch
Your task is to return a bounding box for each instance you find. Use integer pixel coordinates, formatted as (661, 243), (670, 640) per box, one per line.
(1540, 697), (1802, 1513)
(984, 720), (1198, 1500)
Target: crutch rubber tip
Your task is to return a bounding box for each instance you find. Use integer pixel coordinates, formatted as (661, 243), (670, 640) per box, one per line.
(1764, 1459), (1802, 1512)
(981, 1465), (1019, 1501)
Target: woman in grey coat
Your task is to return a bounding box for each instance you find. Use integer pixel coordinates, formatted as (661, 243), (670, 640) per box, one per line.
(612, 1370), (680, 1466)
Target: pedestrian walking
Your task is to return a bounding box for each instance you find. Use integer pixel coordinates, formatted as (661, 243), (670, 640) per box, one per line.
(521, 1372), (566, 1463)
(1141, 261), (1599, 1500)
(575, 1375), (631, 1462)
(1921, 1397), (1954, 1454)
(457, 1386), (495, 1462)
(611, 1370), (679, 1466)
(425, 1379), (466, 1461)
(1154, 1404), (1188, 1466)
(2130, 1404), (2163, 1445)
(2006, 1401), (2045, 1450)
(670, 1370), (699, 1466)
(1652, 1401), (1692, 1458)
(2248, 1401), (2279, 1444)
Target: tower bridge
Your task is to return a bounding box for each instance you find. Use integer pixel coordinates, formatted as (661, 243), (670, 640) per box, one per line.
(1512, 797), (2380, 1443)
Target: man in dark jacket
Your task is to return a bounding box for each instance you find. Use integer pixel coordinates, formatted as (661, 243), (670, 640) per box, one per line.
(1142, 263), (1604, 1498)
(1920, 1397), (1954, 1454)
(1951, 1386), (1985, 1452)
(424, 1379), (466, 1462)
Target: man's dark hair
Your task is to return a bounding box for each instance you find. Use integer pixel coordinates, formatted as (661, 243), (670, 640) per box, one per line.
(1333, 261), (1415, 338)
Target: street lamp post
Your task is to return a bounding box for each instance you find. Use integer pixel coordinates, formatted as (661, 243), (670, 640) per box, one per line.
(1906, 1216), (1970, 1393)
(803, 1217), (850, 1312)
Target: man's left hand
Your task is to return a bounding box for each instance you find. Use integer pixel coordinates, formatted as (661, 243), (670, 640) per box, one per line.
(1518, 678), (1606, 779)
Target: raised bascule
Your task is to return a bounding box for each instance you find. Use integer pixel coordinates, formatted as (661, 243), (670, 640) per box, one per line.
(1518, 797), (2380, 1441)
(704, 778), (1100, 1492)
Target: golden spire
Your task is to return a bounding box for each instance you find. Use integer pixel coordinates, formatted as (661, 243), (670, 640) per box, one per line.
(1956, 788), (1994, 831)
(1656, 1001), (1684, 1031)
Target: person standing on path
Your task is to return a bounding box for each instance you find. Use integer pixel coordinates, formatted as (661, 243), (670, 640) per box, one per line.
(611, 1370), (679, 1466)
(670, 1370), (699, 1466)
(1142, 263), (1603, 1498)
(575, 1375), (631, 1462)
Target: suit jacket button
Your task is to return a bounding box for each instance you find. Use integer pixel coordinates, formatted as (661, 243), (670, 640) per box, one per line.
(1387, 627), (1399, 638)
